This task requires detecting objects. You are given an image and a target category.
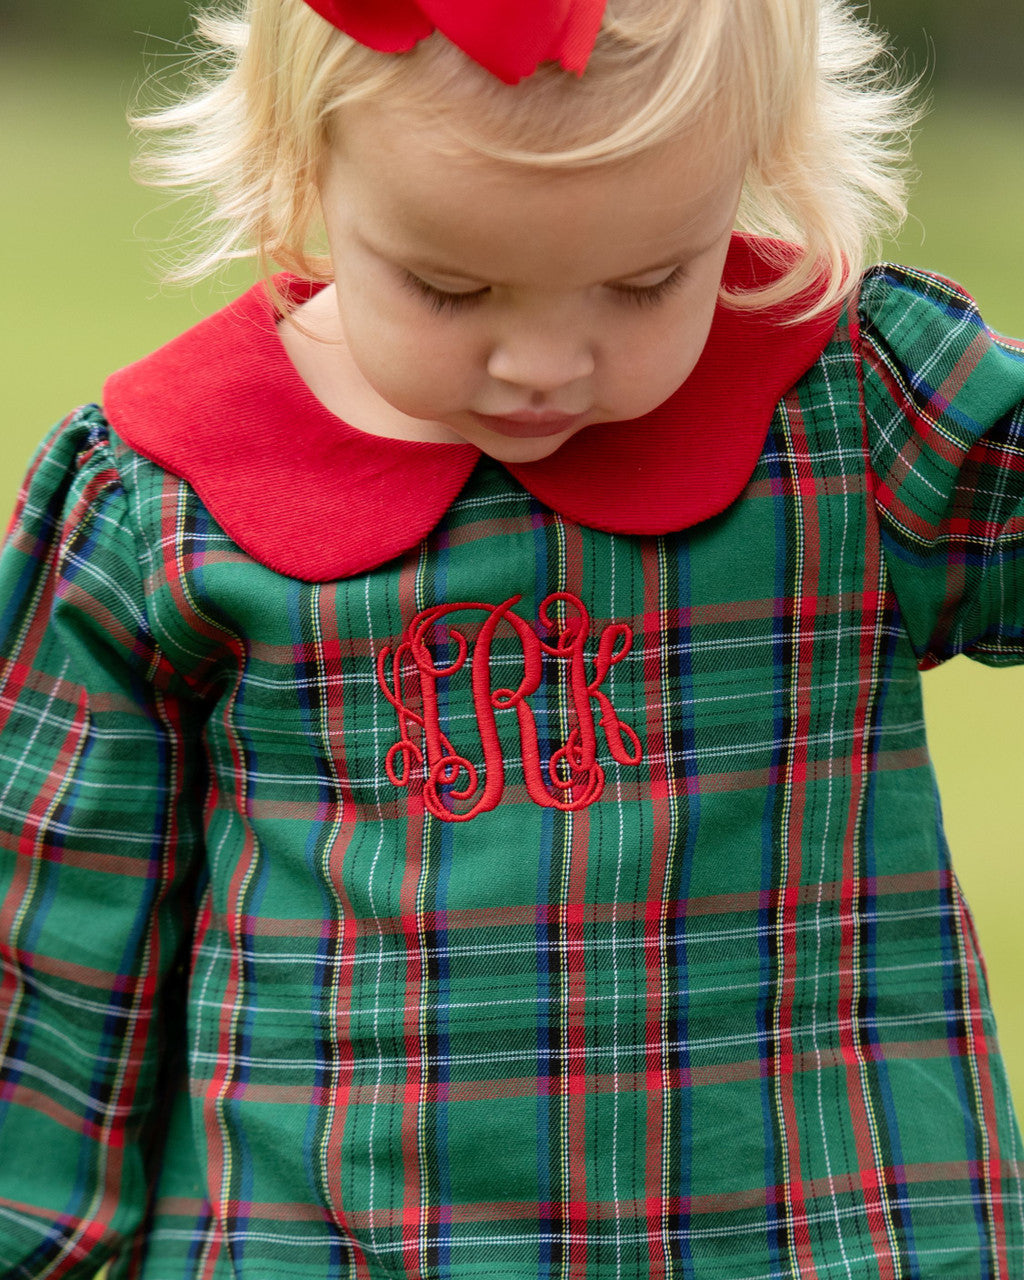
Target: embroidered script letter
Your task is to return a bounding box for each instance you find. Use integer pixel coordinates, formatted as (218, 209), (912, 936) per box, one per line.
(376, 593), (643, 822)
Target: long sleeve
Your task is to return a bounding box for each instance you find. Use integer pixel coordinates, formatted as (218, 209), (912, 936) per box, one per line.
(0, 409), (207, 1279)
(860, 264), (1024, 667)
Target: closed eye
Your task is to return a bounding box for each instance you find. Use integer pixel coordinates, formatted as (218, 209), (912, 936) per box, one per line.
(402, 264), (688, 314)
(608, 266), (688, 307)
(402, 271), (489, 314)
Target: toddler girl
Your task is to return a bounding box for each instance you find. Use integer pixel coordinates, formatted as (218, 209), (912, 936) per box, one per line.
(1, 0), (1022, 1276)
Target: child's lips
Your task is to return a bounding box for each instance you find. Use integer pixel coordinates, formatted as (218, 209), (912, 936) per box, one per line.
(469, 410), (586, 439)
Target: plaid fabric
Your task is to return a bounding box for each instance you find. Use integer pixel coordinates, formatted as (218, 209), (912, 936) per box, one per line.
(2, 264), (1023, 1279)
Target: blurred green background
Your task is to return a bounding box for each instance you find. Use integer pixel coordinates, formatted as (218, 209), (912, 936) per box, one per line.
(1, 0), (1022, 1130)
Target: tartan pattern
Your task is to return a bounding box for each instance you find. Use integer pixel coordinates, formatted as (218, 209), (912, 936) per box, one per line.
(1, 265), (1023, 1279)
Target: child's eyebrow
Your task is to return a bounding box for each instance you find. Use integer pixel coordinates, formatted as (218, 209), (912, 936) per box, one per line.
(394, 245), (711, 287)
(608, 253), (694, 279)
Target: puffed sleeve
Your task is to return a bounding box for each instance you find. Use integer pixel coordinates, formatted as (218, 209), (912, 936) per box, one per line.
(859, 264), (1024, 668)
(0, 408), (207, 1278)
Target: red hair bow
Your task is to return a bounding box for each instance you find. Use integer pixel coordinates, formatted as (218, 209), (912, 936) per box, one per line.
(302, 0), (607, 84)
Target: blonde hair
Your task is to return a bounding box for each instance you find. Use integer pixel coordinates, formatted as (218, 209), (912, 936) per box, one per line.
(136, 0), (920, 320)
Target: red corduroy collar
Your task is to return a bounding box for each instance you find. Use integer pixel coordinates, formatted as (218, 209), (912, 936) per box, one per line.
(104, 235), (841, 582)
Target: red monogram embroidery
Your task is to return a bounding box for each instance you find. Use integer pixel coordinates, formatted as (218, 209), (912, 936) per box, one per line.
(376, 593), (643, 822)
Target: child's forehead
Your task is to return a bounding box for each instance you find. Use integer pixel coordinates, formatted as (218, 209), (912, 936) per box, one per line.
(333, 92), (744, 189)
(323, 102), (746, 283)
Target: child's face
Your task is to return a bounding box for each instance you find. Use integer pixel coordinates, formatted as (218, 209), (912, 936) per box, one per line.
(315, 101), (746, 464)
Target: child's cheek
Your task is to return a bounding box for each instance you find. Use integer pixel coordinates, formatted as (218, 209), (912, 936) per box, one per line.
(344, 299), (464, 418)
(607, 321), (710, 418)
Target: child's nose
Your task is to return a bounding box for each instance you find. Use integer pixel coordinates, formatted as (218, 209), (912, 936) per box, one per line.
(486, 324), (596, 394)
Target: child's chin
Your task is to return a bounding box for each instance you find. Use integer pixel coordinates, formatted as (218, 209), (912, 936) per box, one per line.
(473, 426), (584, 465)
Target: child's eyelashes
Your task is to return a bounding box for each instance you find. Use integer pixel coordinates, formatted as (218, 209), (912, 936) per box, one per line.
(401, 272), (489, 314)
(607, 265), (688, 307)
(400, 266), (688, 315)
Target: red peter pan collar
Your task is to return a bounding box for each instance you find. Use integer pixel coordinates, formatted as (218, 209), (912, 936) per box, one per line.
(104, 234), (841, 582)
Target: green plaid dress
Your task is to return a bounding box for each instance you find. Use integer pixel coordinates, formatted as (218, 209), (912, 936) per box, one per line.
(1, 263), (1023, 1278)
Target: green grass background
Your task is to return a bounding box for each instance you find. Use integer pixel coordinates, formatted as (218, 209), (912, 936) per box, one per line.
(1, 50), (1023, 1120)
